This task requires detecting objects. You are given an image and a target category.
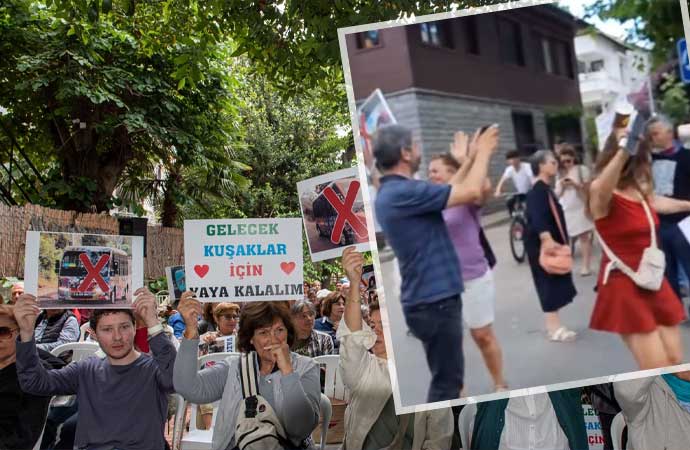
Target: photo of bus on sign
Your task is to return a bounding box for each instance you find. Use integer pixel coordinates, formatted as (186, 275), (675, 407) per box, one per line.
(24, 231), (144, 309)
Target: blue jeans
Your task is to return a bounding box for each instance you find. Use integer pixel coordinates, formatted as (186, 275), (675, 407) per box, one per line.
(403, 295), (464, 403)
(660, 222), (690, 301)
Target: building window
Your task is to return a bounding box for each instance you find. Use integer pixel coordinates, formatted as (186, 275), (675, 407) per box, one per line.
(498, 18), (524, 66)
(356, 30), (381, 49)
(590, 60), (605, 72)
(557, 41), (575, 79)
(541, 37), (554, 74)
(512, 111), (537, 155)
(420, 21), (452, 48)
(464, 16), (480, 55)
(577, 60), (587, 73)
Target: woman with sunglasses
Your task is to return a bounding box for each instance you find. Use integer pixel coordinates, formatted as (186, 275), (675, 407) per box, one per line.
(555, 145), (595, 276)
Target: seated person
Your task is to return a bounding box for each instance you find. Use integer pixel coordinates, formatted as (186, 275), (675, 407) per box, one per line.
(197, 303), (218, 336)
(338, 247), (453, 450)
(614, 371), (690, 450)
(174, 295), (320, 450)
(291, 300), (334, 357)
(13, 289), (176, 450)
(0, 304), (65, 450)
(470, 389), (588, 450)
(199, 302), (239, 355)
(314, 292), (345, 353)
(34, 308), (80, 353)
(9, 282), (24, 305)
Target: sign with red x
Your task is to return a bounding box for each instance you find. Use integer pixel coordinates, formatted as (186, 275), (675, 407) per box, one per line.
(297, 167), (371, 262)
(322, 181), (368, 244)
(78, 253), (111, 293)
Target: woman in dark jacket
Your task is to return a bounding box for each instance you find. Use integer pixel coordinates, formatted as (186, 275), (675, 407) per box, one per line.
(525, 149), (578, 342)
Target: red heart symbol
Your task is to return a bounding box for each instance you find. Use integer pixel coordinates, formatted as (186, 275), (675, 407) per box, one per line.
(280, 262), (296, 275)
(194, 265), (209, 278)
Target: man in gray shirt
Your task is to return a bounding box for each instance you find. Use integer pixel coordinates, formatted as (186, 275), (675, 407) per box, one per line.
(13, 289), (175, 450)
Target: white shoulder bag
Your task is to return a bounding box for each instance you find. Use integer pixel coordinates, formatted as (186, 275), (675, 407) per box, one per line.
(596, 192), (666, 291)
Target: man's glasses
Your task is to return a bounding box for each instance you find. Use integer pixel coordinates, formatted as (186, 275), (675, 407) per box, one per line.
(0, 326), (18, 339)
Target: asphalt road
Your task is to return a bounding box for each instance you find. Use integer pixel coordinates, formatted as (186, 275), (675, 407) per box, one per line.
(379, 219), (690, 408)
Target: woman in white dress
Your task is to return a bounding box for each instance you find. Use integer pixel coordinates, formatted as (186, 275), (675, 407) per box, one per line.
(555, 146), (594, 276)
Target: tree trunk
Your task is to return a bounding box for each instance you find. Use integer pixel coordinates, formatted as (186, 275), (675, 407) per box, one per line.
(160, 167), (182, 227)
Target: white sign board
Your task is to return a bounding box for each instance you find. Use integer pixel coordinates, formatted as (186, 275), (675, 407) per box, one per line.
(183, 219), (304, 301)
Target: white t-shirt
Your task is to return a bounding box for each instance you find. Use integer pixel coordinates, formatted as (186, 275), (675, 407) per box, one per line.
(502, 163), (534, 194)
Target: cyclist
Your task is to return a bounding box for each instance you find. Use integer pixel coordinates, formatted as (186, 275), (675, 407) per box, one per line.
(495, 150), (534, 216)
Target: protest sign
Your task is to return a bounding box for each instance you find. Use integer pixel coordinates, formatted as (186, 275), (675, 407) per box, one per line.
(165, 265), (186, 302)
(361, 264), (375, 292)
(297, 167), (371, 262)
(358, 89), (397, 161)
(583, 404), (605, 450)
(184, 218), (304, 301)
(24, 231), (144, 309)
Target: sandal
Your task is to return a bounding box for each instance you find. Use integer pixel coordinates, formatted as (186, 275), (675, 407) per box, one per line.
(495, 384), (510, 393)
(580, 269), (592, 277)
(548, 326), (577, 342)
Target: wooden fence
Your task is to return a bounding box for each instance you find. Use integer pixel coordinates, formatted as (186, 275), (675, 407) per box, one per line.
(0, 204), (183, 280)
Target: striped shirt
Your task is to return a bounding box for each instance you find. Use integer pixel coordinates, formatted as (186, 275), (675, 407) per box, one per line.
(292, 330), (335, 358)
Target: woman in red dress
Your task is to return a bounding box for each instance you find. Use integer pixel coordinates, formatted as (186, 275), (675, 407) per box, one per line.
(588, 127), (690, 369)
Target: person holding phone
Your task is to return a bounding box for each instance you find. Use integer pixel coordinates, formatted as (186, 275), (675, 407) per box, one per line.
(588, 121), (690, 369)
(555, 145), (594, 276)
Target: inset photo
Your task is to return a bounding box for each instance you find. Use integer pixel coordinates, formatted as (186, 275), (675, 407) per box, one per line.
(339, 0), (690, 413)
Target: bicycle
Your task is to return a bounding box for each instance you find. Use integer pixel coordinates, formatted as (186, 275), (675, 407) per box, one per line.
(508, 194), (527, 263)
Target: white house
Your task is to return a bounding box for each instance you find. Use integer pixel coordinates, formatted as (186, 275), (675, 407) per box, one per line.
(575, 28), (650, 117)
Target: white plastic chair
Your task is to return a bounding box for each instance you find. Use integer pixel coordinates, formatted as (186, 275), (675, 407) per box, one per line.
(176, 353), (240, 450)
(611, 411), (626, 450)
(50, 341), (100, 360)
(317, 393), (332, 450)
(314, 355), (350, 401)
(79, 322), (92, 342)
(50, 342), (100, 408)
(458, 403), (477, 450)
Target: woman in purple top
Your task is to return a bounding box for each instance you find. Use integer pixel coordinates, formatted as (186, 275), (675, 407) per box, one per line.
(428, 152), (508, 392)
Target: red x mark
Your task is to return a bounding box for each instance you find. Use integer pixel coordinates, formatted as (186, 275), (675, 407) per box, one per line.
(78, 253), (111, 293)
(322, 180), (368, 244)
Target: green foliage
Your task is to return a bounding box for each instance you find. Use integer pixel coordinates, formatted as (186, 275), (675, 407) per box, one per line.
(147, 275), (168, 294)
(659, 73), (690, 123)
(585, 0), (683, 65)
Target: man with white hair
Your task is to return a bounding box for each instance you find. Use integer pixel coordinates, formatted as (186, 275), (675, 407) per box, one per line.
(646, 115), (690, 301)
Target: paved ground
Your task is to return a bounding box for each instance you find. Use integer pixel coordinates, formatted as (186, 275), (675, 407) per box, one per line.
(380, 212), (690, 408)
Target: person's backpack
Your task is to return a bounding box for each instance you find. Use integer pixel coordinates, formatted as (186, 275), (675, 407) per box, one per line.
(234, 352), (292, 450)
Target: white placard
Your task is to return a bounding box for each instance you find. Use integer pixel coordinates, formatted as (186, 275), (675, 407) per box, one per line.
(583, 404), (605, 450)
(183, 218), (304, 301)
(24, 231), (144, 309)
(297, 167), (371, 262)
(678, 215), (690, 246)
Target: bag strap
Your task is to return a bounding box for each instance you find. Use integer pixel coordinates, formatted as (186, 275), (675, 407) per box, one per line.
(595, 191), (657, 284)
(547, 193), (567, 244)
(636, 190), (657, 248)
(240, 352), (259, 399)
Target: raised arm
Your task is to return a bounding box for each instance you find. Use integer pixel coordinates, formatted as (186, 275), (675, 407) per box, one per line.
(613, 376), (656, 424)
(420, 408), (454, 450)
(589, 129), (630, 220)
(173, 292), (228, 404)
(342, 247), (364, 333)
(447, 126), (499, 207)
(134, 288), (177, 393)
(650, 195), (690, 215)
(14, 294), (80, 396)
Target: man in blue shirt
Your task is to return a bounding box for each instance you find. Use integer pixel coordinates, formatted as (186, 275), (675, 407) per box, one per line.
(646, 115), (690, 301)
(373, 124), (499, 402)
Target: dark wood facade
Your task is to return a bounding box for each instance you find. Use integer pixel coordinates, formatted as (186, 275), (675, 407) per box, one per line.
(345, 5), (582, 109)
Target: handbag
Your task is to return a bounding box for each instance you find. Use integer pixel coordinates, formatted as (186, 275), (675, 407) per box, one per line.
(539, 193), (573, 275)
(596, 191), (666, 291)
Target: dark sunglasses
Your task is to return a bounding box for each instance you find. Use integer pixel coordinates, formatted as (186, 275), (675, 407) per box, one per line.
(0, 326), (18, 339)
